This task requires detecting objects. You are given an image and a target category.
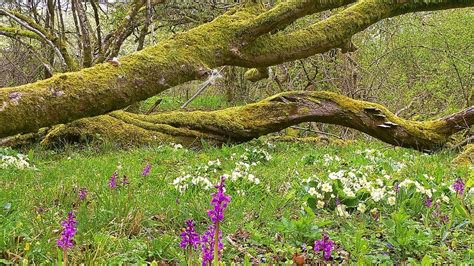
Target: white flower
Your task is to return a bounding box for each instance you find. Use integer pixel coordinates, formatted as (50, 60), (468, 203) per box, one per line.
(321, 182), (333, 193)
(370, 188), (385, 202)
(387, 196), (396, 206)
(308, 187), (318, 196)
(357, 203), (366, 213)
(254, 178), (260, 185)
(343, 187), (355, 198)
(376, 179), (384, 187)
(425, 189), (432, 198)
(336, 204), (350, 217)
(317, 200), (325, 209)
(441, 194), (450, 203)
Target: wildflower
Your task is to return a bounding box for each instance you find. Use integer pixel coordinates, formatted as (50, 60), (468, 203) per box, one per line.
(441, 193), (450, 203)
(108, 172), (118, 189)
(78, 188), (87, 201)
(424, 197), (433, 208)
(122, 175), (130, 186)
(206, 176), (230, 264)
(371, 188), (385, 202)
(452, 178), (465, 196)
(201, 225), (222, 265)
(57, 212), (77, 250)
(314, 233), (334, 261)
(317, 200), (325, 209)
(207, 176), (231, 224)
(180, 220), (200, 250)
(142, 163), (152, 177)
(321, 183), (332, 193)
(343, 187), (355, 197)
(336, 204), (349, 217)
(308, 187), (317, 196)
(387, 196), (396, 206)
(357, 203), (366, 213)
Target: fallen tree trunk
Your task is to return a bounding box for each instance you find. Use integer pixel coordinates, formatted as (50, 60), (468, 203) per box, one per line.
(1, 0), (472, 138)
(38, 91), (473, 152)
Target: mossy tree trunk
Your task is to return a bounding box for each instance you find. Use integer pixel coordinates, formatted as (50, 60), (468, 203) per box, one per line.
(37, 91), (473, 152)
(1, 0), (472, 138)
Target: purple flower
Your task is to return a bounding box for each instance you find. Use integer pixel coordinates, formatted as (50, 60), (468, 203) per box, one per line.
(452, 178), (465, 196)
(200, 225), (222, 265)
(122, 175), (129, 186)
(57, 212), (77, 250)
(424, 197), (433, 208)
(79, 188), (87, 201)
(440, 214), (449, 224)
(109, 171), (118, 189)
(207, 176), (231, 224)
(314, 233), (334, 261)
(180, 220), (200, 250)
(142, 163), (151, 177)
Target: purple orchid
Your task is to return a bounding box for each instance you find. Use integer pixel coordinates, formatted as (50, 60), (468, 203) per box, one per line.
(142, 163), (151, 177)
(78, 188), (87, 201)
(180, 219), (200, 250)
(109, 171), (118, 189)
(200, 225), (223, 265)
(452, 178), (465, 196)
(207, 176), (231, 224)
(314, 233), (334, 261)
(424, 197), (433, 208)
(57, 212), (77, 250)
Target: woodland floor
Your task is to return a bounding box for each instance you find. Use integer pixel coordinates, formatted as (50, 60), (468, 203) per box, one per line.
(1, 138), (473, 264)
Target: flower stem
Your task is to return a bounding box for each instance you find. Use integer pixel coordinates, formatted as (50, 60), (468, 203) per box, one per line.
(63, 249), (68, 266)
(213, 222), (220, 266)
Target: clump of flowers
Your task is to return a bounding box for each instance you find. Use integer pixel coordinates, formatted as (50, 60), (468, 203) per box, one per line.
(178, 176), (231, 265)
(314, 233), (334, 261)
(57, 212), (77, 250)
(0, 152), (35, 170)
(206, 176), (230, 263)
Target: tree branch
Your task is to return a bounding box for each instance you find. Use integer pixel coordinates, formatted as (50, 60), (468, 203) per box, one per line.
(232, 0), (474, 67)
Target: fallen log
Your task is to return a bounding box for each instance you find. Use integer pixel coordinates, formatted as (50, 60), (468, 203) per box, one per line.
(37, 91), (473, 152)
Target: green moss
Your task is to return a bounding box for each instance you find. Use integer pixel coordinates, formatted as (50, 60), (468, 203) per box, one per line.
(452, 144), (474, 166)
(244, 67), (269, 82)
(0, 25), (42, 40)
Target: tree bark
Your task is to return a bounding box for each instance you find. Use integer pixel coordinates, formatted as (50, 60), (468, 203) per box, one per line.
(37, 91), (473, 152)
(0, 0), (473, 138)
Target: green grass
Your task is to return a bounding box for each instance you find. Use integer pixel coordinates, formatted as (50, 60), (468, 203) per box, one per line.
(140, 93), (234, 113)
(0, 140), (473, 264)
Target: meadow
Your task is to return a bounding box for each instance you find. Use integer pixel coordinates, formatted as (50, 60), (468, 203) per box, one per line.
(1, 139), (472, 264)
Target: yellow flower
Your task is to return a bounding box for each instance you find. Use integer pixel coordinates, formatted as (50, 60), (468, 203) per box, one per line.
(24, 242), (30, 252)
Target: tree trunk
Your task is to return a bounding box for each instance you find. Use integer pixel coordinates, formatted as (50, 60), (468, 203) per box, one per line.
(0, 0), (472, 138)
(36, 91), (473, 152)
